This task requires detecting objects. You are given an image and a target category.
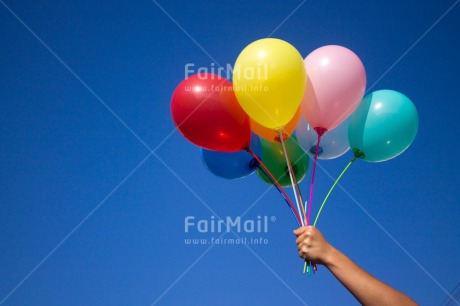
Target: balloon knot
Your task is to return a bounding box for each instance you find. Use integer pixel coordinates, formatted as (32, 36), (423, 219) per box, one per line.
(314, 127), (327, 137)
(285, 165), (298, 175)
(353, 148), (365, 159)
(249, 158), (259, 169)
(274, 133), (288, 142)
(310, 145), (323, 156)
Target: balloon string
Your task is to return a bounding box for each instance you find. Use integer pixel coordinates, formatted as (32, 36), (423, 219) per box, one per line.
(249, 146), (315, 275)
(314, 156), (357, 227)
(302, 256), (317, 275)
(307, 132), (323, 224)
(303, 129), (324, 276)
(246, 147), (302, 225)
(278, 132), (315, 275)
(285, 135), (307, 224)
(278, 130), (305, 226)
(302, 259), (315, 275)
(257, 165), (300, 227)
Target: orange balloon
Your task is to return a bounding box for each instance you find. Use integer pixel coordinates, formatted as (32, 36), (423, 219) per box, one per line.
(250, 108), (301, 142)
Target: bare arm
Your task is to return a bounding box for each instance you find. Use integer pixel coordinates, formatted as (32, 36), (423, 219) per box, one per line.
(294, 226), (417, 306)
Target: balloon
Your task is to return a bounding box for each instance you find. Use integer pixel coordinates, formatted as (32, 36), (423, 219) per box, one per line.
(201, 134), (262, 179)
(233, 38), (306, 129)
(348, 89), (419, 162)
(256, 136), (309, 187)
(171, 74), (251, 152)
(250, 108), (301, 142)
(300, 45), (366, 132)
(296, 116), (350, 160)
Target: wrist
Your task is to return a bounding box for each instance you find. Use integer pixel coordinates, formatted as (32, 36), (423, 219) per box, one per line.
(322, 245), (341, 268)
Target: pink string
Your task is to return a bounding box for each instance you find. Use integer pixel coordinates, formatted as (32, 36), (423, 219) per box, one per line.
(306, 128), (326, 224)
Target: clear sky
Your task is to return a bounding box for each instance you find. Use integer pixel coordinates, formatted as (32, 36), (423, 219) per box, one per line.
(1, 0), (459, 305)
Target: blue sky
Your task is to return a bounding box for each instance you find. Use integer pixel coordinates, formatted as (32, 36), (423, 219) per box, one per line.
(1, 0), (459, 305)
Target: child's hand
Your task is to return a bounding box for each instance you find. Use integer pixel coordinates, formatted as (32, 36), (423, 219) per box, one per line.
(293, 226), (336, 266)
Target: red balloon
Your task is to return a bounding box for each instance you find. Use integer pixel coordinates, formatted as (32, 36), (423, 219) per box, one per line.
(171, 74), (251, 152)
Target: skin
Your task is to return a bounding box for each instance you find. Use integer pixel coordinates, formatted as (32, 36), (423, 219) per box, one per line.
(294, 226), (418, 306)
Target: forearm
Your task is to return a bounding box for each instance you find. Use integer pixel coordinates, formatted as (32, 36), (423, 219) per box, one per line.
(324, 248), (417, 306)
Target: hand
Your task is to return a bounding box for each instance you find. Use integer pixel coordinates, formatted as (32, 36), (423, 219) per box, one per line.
(293, 226), (336, 266)
(294, 226), (417, 305)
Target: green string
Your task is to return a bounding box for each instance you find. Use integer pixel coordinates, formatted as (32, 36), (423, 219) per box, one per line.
(303, 157), (355, 274)
(302, 156), (355, 275)
(303, 148), (364, 275)
(313, 154), (358, 227)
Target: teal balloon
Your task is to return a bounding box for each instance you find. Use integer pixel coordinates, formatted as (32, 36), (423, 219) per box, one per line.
(348, 89), (419, 162)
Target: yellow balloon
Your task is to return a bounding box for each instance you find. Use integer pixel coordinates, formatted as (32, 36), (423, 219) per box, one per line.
(233, 38), (306, 129)
(250, 107), (301, 142)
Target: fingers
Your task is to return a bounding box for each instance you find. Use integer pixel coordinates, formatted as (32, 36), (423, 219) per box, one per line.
(295, 232), (309, 245)
(298, 242), (312, 259)
(293, 225), (310, 236)
(294, 226), (328, 263)
(295, 227), (316, 258)
(297, 233), (312, 247)
(293, 227), (304, 236)
(299, 250), (305, 259)
(295, 226), (315, 244)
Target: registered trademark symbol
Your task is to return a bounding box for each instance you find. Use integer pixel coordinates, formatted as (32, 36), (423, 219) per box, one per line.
(270, 216), (276, 222)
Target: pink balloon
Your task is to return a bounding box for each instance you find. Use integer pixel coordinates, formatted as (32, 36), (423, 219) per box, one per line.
(300, 45), (366, 132)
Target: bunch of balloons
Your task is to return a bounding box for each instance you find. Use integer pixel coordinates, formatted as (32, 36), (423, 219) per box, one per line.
(171, 38), (419, 275)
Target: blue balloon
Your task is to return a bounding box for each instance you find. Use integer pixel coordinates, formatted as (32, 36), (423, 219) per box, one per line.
(201, 134), (262, 179)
